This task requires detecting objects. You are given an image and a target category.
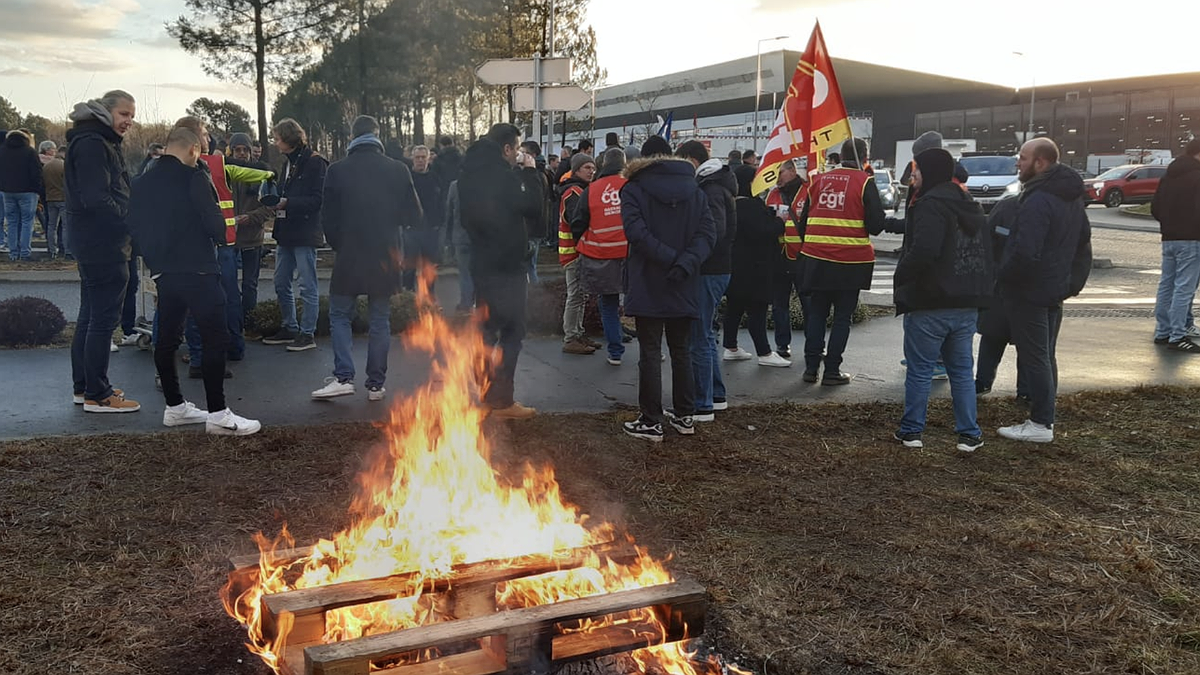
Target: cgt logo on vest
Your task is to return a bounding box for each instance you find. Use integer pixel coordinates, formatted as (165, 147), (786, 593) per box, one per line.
(600, 183), (622, 216)
(815, 173), (850, 213)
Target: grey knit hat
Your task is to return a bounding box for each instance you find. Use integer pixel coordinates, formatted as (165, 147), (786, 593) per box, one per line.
(570, 152), (594, 173)
(912, 130), (944, 156)
(228, 132), (253, 150)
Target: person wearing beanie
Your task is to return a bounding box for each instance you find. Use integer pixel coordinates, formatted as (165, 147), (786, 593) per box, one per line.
(570, 148), (628, 365)
(795, 137), (887, 385)
(557, 152), (596, 355)
(640, 135), (672, 158)
(618, 139), (717, 441)
(604, 132), (620, 150)
(310, 114), (422, 402)
(891, 147), (992, 451)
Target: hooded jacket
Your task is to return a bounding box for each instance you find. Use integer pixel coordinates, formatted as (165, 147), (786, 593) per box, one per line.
(64, 116), (131, 264)
(128, 155), (225, 276)
(458, 138), (545, 276)
(999, 163), (1093, 306)
(619, 156), (717, 319)
(893, 182), (993, 314)
(0, 131), (45, 198)
(1151, 154), (1200, 241)
(727, 196), (785, 304)
(696, 158), (737, 275)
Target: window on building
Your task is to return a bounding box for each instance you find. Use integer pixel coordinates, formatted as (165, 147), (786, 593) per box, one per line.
(1090, 95), (1128, 155)
(1054, 103), (1088, 169)
(991, 105), (1021, 154)
(964, 108), (991, 149)
(1173, 88), (1200, 154)
(1129, 91), (1170, 151)
(939, 110), (964, 139)
(914, 112), (939, 137)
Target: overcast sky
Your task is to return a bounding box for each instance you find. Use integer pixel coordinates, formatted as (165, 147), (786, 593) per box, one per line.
(1, 0), (1196, 124)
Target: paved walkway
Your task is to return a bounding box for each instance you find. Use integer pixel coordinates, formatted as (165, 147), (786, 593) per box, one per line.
(2, 308), (1198, 440)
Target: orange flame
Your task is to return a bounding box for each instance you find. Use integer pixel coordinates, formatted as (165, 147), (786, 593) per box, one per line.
(222, 266), (740, 674)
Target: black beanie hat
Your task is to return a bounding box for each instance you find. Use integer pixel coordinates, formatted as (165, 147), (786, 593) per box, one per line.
(641, 135), (672, 158)
(914, 148), (955, 195)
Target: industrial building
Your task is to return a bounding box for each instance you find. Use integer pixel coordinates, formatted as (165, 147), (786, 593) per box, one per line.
(560, 50), (1198, 171)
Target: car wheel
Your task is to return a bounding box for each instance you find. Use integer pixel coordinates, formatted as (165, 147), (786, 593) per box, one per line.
(1104, 189), (1124, 208)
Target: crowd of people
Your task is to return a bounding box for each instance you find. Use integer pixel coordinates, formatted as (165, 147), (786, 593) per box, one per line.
(26, 86), (1200, 450)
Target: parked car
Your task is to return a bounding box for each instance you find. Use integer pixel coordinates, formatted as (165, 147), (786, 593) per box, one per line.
(957, 153), (1020, 213)
(874, 169), (900, 212)
(1084, 164), (1167, 207)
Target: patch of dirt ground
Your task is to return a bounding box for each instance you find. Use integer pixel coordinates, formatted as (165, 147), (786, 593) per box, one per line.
(1, 387), (1198, 675)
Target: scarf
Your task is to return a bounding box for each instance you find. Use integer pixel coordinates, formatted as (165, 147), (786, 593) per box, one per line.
(347, 133), (384, 153)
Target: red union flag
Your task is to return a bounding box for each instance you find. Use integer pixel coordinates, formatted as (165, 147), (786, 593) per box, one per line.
(750, 21), (852, 196)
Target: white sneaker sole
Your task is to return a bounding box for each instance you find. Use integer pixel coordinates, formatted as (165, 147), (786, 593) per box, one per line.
(712, 401), (728, 411)
(367, 390), (386, 402)
(723, 353), (752, 361)
(83, 403), (141, 413)
(623, 429), (663, 442)
(998, 431), (1054, 443)
(312, 389), (355, 399)
(758, 360), (791, 368)
(164, 415), (208, 427)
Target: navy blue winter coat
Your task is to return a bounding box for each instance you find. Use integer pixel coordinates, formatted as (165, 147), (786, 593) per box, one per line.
(619, 156), (717, 319)
(998, 163), (1092, 307)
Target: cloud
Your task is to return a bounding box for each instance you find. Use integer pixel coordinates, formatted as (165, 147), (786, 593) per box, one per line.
(0, 42), (127, 73)
(153, 81), (255, 96)
(0, 0), (140, 41)
(0, 66), (38, 76)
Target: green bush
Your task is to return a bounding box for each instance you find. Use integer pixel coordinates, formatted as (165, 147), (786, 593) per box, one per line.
(0, 296), (67, 347)
(247, 291), (420, 337)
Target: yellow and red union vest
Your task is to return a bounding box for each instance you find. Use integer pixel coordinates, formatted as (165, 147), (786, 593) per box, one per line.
(557, 183), (584, 265)
(577, 175), (629, 260)
(766, 187), (805, 260)
(199, 154), (237, 245)
(800, 168), (875, 265)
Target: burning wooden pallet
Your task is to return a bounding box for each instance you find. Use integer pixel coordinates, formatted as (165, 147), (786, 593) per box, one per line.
(228, 542), (707, 675)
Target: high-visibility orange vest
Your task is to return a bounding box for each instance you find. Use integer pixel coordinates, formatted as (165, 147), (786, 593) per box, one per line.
(577, 175), (628, 260)
(199, 154), (237, 245)
(800, 167), (875, 265)
(766, 186), (805, 260)
(557, 183), (584, 265)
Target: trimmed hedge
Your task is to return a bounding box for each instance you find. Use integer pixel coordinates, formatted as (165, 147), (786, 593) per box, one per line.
(247, 292), (419, 337)
(0, 296), (67, 347)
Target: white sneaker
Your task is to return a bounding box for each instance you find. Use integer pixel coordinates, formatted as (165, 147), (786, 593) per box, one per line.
(312, 377), (355, 399)
(367, 386), (386, 402)
(712, 399), (728, 411)
(693, 412), (716, 422)
(758, 352), (792, 368)
(109, 342), (119, 352)
(118, 333), (140, 347)
(998, 419), (1054, 443)
(1186, 325), (1200, 339)
(723, 347), (753, 361)
(206, 408), (262, 436)
(163, 401), (208, 427)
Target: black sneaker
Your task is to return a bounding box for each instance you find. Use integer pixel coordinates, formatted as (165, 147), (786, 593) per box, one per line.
(664, 410), (695, 435)
(957, 434), (984, 452)
(287, 333), (317, 352)
(623, 417), (664, 442)
(262, 328), (297, 345)
(821, 371), (851, 386)
(1168, 337), (1200, 353)
(802, 370), (819, 383)
(777, 347), (791, 359)
(893, 430), (923, 448)
(1154, 336), (1170, 345)
(976, 382), (992, 396)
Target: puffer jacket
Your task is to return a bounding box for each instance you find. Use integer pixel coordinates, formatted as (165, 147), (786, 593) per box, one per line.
(0, 131), (44, 198)
(696, 158), (737, 275)
(64, 118), (131, 264)
(894, 181), (992, 314)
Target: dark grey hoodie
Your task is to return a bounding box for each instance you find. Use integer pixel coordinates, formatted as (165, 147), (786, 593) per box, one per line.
(696, 158), (738, 274)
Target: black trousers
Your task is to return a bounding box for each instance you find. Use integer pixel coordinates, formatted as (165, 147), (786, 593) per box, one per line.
(803, 289), (859, 373)
(154, 273), (230, 413)
(475, 271), (527, 408)
(635, 316), (695, 423)
(723, 298), (771, 356)
(1005, 299), (1062, 427)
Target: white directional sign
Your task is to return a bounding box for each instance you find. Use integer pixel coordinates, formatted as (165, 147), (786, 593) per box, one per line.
(513, 85), (591, 112)
(476, 58), (572, 86)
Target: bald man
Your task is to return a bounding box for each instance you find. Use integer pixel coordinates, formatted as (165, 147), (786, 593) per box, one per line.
(995, 138), (1092, 444)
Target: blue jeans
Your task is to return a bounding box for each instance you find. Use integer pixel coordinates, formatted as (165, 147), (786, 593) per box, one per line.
(274, 245), (319, 336)
(71, 262), (129, 400)
(45, 201), (64, 257)
(330, 294), (391, 388)
(597, 293), (625, 360)
(1154, 240), (1200, 342)
(240, 246), (263, 326)
(900, 308), (981, 437)
(188, 247), (245, 363)
(691, 274), (729, 413)
(2, 192), (37, 260)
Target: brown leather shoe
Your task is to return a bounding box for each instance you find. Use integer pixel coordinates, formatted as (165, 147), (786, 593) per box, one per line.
(489, 402), (537, 420)
(581, 336), (603, 349)
(562, 339), (596, 355)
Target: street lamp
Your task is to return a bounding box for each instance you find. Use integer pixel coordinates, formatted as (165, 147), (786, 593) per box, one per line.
(754, 35), (789, 153)
(1013, 51), (1036, 140)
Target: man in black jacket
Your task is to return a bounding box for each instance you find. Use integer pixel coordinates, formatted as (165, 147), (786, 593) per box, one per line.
(676, 140), (735, 421)
(1151, 137), (1200, 352)
(404, 144), (442, 291)
(262, 118), (327, 352)
(997, 138), (1092, 443)
(0, 129), (45, 261)
(311, 115), (422, 402)
(129, 127), (260, 435)
(64, 90), (141, 413)
(458, 123), (545, 419)
(892, 148), (992, 452)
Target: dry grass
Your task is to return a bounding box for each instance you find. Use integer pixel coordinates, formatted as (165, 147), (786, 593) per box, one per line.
(1, 387), (1198, 675)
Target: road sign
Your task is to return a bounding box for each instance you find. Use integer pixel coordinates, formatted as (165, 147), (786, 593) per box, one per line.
(513, 85), (591, 112)
(476, 58), (572, 86)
